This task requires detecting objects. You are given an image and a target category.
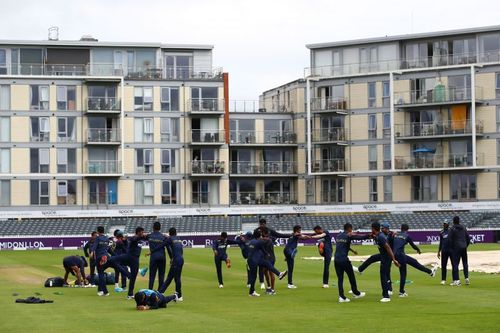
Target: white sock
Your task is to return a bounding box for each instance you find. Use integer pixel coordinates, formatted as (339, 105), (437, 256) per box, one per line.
(115, 283), (119, 288)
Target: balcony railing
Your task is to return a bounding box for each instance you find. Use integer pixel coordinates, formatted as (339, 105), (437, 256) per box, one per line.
(394, 87), (482, 106)
(230, 191), (297, 205)
(230, 161), (297, 175)
(191, 160), (225, 174)
(1, 63), (223, 80)
(87, 128), (121, 143)
(191, 129), (225, 144)
(312, 159), (348, 172)
(85, 160), (122, 174)
(87, 97), (121, 111)
(395, 120), (483, 138)
(186, 98), (225, 113)
(394, 153), (482, 170)
(312, 128), (348, 142)
(305, 50), (500, 77)
(229, 100), (294, 113)
(229, 130), (297, 144)
(30, 133), (50, 142)
(310, 97), (347, 112)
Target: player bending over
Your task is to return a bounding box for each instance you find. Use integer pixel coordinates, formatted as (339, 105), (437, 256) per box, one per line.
(135, 289), (178, 310)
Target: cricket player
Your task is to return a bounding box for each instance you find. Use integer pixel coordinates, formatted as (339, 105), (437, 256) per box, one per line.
(62, 255), (88, 286)
(448, 216), (470, 286)
(134, 289), (178, 310)
(147, 221), (167, 290)
(437, 220), (452, 285)
(159, 228), (184, 301)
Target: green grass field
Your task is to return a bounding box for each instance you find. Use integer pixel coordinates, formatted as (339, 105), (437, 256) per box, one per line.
(1, 244), (499, 333)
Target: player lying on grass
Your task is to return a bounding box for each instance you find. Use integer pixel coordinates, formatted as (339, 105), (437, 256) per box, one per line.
(62, 255), (88, 286)
(135, 289), (179, 310)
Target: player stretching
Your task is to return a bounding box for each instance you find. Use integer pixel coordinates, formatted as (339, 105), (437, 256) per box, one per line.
(309, 225), (334, 288)
(393, 224), (438, 297)
(371, 221), (400, 302)
(159, 228), (184, 301)
(135, 289), (178, 310)
(284, 225), (310, 289)
(212, 232), (238, 288)
(62, 255), (88, 286)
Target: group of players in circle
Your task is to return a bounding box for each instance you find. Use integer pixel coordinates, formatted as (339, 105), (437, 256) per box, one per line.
(61, 215), (471, 308)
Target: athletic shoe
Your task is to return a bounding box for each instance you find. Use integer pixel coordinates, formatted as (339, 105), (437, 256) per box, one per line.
(430, 264), (438, 277)
(97, 291), (105, 296)
(114, 287), (124, 293)
(338, 297), (350, 303)
(266, 288), (276, 295)
(353, 291), (366, 299)
(465, 278), (470, 285)
(322, 284), (330, 288)
(126, 295), (134, 300)
(246, 284), (251, 288)
(176, 297), (183, 302)
(287, 284), (297, 289)
(380, 297), (391, 303)
(174, 292), (179, 302)
(278, 271), (288, 280)
(388, 290), (393, 296)
(219, 284), (224, 289)
(249, 292), (260, 297)
(353, 266), (361, 275)
(348, 290), (353, 294)
(440, 280), (446, 285)
(139, 267), (148, 277)
(399, 292), (408, 297)
(260, 283), (266, 290)
(450, 280), (461, 286)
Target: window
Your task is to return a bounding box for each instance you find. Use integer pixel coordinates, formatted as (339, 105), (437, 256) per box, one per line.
(383, 144), (391, 169)
(135, 180), (154, 205)
(165, 54), (193, 79)
(57, 149), (76, 173)
(0, 148), (10, 173)
(160, 118), (179, 142)
(136, 149), (154, 174)
(57, 180), (76, 205)
(382, 113), (390, 138)
(30, 180), (50, 205)
(498, 139), (500, 165)
(368, 82), (376, 107)
(368, 114), (377, 138)
(160, 87), (180, 111)
(412, 175), (438, 202)
(57, 117), (76, 142)
(191, 87), (218, 112)
(368, 145), (377, 170)
(161, 149), (177, 173)
(450, 174), (476, 200)
(134, 118), (154, 142)
(0, 49), (6, 74)
(162, 180), (178, 204)
(0, 85), (10, 110)
(498, 173), (500, 198)
(321, 178), (344, 204)
(0, 180), (10, 205)
(30, 117), (50, 142)
(369, 177), (378, 202)
(383, 176), (392, 202)
(497, 73), (500, 99)
(30, 85), (49, 110)
(56, 86), (76, 110)
(192, 180), (210, 204)
(0, 117), (10, 142)
(30, 148), (50, 173)
(382, 81), (390, 107)
(134, 87), (153, 111)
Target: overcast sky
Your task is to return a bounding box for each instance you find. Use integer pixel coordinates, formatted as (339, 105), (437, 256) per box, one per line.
(1, 0), (499, 100)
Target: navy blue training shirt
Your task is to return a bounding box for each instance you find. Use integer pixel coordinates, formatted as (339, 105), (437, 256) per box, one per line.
(166, 236), (184, 262)
(392, 231), (420, 255)
(92, 234), (110, 259)
(284, 234), (300, 252)
(375, 232), (390, 257)
(439, 228), (451, 253)
(148, 231), (167, 258)
(334, 232), (370, 261)
(127, 235), (146, 258)
(318, 230), (333, 256)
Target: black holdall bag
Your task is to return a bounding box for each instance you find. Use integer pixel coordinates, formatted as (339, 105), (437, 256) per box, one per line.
(44, 277), (65, 287)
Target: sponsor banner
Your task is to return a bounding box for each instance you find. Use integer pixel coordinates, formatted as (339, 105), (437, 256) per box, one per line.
(1, 201), (500, 219)
(0, 230), (495, 250)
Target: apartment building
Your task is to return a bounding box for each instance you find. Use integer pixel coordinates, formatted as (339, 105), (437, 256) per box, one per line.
(262, 25), (500, 205)
(0, 36), (229, 209)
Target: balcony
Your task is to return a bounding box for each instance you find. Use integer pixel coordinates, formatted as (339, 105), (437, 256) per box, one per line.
(230, 161), (297, 176)
(305, 50), (500, 78)
(85, 160), (122, 175)
(186, 98), (225, 114)
(86, 97), (121, 113)
(394, 153), (483, 171)
(86, 129), (121, 145)
(190, 160), (225, 176)
(0, 63), (223, 80)
(229, 100), (294, 113)
(312, 128), (348, 143)
(310, 97), (348, 113)
(394, 87), (483, 108)
(229, 130), (297, 145)
(230, 191), (297, 205)
(395, 120), (483, 140)
(312, 159), (348, 173)
(190, 129), (225, 145)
